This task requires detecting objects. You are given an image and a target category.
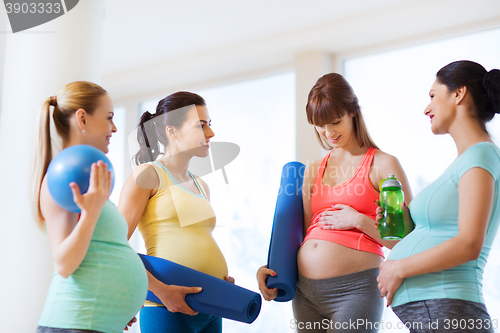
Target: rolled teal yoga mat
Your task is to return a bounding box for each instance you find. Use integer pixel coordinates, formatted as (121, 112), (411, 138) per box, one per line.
(266, 161), (305, 302)
(139, 254), (261, 324)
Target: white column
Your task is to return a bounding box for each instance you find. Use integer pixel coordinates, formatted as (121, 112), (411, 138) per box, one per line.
(0, 1), (103, 331)
(115, 98), (143, 333)
(294, 51), (340, 164)
(118, 98), (142, 177)
(0, 10), (7, 99)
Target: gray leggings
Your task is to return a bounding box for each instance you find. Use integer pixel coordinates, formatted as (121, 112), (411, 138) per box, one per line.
(392, 298), (495, 333)
(292, 268), (383, 333)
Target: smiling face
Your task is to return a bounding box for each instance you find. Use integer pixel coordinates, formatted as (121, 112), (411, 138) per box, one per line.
(314, 113), (355, 149)
(172, 105), (214, 157)
(84, 93), (117, 153)
(424, 79), (458, 135)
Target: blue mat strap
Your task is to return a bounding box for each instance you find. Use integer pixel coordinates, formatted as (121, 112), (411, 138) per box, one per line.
(266, 161), (305, 302)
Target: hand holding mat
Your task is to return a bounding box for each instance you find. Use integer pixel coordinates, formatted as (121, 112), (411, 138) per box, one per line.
(139, 254), (261, 324)
(266, 161), (305, 302)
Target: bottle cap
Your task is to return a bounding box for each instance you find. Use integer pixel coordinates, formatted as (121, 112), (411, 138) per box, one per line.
(381, 175), (402, 189)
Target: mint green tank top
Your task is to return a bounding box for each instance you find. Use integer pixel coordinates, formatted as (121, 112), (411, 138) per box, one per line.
(38, 200), (148, 333)
(388, 142), (500, 307)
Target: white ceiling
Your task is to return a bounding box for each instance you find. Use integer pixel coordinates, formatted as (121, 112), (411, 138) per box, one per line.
(101, 0), (412, 73)
(100, 0), (500, 102)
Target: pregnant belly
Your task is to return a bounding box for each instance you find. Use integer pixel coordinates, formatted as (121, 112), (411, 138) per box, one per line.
(151, 231), (228, 279)
(59, 244), (149, 329)
(297, 239), (382, 279)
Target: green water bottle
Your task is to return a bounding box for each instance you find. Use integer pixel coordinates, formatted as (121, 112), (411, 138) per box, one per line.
(379, 174), (405, 240)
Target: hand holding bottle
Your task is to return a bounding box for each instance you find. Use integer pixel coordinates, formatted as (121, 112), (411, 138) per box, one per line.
(378, 174), (405, 240)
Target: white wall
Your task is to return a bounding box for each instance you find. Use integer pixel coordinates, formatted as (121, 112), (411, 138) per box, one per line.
(0, 1), (104, 330)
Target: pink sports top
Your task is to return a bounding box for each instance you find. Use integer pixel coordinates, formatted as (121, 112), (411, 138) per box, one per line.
(302, 147), (384, 257)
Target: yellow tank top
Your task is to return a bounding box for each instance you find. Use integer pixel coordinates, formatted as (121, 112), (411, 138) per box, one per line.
(138, 161), (228, 306)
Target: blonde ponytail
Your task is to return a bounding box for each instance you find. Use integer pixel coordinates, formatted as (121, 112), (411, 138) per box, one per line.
(30, 81), (107, 227)
(31, 99), (54, 227)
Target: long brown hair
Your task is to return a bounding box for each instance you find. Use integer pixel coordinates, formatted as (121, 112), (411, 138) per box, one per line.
(306, 73), (377, 150)
(31, 81), (107, 227)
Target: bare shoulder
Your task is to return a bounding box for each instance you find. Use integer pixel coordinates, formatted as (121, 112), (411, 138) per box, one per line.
(371, 149), (407, 183)
(372, 149), (402, 170)
(132, 163), (159, 190)
(372, 149), (413, 199)
(304, 157), (323, 181)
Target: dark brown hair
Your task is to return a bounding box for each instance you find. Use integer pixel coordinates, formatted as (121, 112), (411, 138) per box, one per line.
(306, 73), (377, 150)
(133, 91), (206, 165)
(436, 60), (500, 132)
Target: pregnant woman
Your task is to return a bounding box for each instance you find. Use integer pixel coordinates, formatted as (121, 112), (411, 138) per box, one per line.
(118, 91), (233, 333)
(378, 60), (500, 333)
(258, 73), (413, 333)
(32, 81), (148, 333)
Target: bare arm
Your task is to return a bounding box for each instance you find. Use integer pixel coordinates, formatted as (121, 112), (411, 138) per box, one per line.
(117, 164), (158, 239)
(378, 167), (494, 305)
(41, 161), (111, 278)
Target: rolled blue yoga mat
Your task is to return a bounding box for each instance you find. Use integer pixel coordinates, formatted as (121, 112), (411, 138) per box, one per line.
(266, 161), (305, 302)
(139, 254), (261, 324)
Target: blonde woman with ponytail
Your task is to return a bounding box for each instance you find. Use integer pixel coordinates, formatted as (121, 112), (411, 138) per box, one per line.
(31, 81), (148, 333)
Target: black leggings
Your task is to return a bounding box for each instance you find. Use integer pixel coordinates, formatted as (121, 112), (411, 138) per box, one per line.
(392, 298), (495, 333)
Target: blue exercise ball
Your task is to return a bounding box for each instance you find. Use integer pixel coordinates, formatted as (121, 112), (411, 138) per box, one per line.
(46, 145), (115, 213)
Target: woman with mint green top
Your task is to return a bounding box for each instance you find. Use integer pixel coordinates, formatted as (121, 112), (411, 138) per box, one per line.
(32, 81), (148, 333)
(377, 61), (500, 333)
